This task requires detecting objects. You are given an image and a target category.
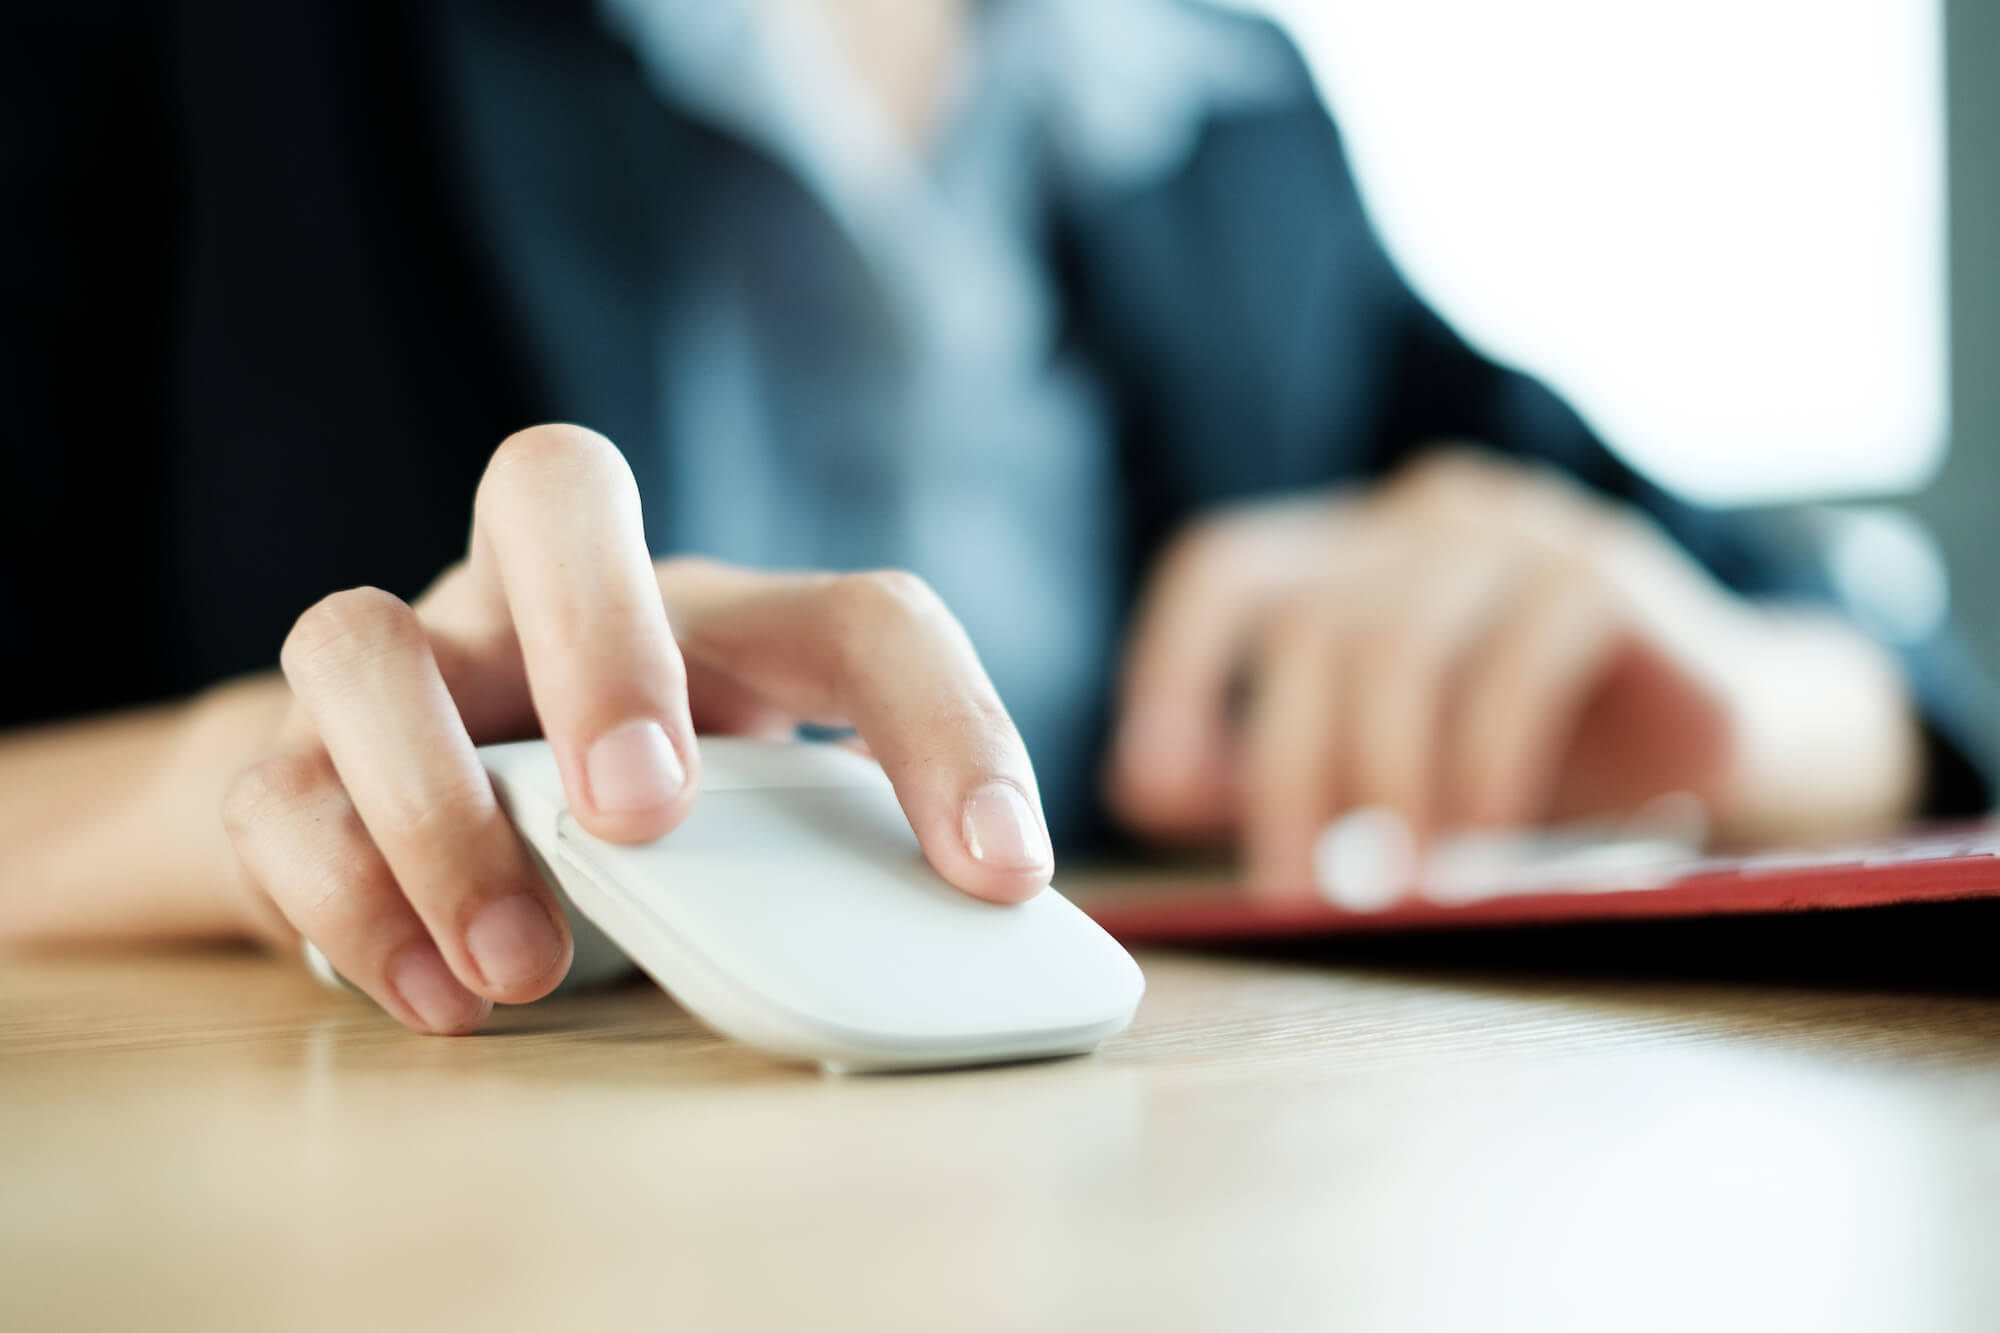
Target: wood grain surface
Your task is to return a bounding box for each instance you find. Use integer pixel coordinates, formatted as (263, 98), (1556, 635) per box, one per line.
(5, 912), (2000, 1332)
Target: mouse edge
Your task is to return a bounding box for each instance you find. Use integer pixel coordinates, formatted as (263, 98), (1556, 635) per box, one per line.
(481, 741), (564, 849)
(480, 739), (1148, 1073)
(555, 841), (1146, 1073)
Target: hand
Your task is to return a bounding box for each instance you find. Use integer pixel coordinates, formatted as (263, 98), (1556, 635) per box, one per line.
(221, 425), (1052, 1034)
(1105, 449), (1919, 896)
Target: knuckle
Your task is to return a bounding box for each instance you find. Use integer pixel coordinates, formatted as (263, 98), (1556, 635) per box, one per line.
(1159, 508), (1254, 587)
(1531, 549), (1614, 614)
(1168, 511), (1233, 564)
(285, 828), (393, 924)
(1271, 608), (1324, 665)
(222, 752), (331, 839)
(1353, 616), (1424, 679)
(1592, 503), (1660, 558)
(283, 587), (423, 680)
(827, 568), (948, 632)
(1396, 446), (1490, 497)
(380, 769), (500, 847)
(1388, 447), (1536, 527)
(1261, 596), (1333, 661)
(942, 695), (1020, 758)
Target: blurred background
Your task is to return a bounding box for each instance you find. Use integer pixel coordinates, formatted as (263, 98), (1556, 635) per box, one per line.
(1234, 0), (1998, 684)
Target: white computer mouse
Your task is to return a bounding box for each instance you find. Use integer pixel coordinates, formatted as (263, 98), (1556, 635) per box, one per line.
(479, 737), (1145, 1073)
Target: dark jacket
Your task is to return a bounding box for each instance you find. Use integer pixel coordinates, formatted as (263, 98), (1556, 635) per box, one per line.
(5, 1), (1990, 835)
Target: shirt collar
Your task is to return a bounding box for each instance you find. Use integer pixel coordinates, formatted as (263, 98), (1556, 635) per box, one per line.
(595, 0), (1291, 205)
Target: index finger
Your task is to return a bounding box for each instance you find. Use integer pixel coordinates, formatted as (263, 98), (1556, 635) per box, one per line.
(451, 425), (701, 844)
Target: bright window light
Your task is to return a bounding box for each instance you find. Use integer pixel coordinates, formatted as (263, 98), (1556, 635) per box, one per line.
(1221, 0), (1949, 506)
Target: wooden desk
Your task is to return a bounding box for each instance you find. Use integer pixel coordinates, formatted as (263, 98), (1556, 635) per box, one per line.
(5, 931), (1999, 1332)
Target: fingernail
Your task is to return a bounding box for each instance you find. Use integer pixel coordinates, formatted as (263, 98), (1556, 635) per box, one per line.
(586, 719), (685, 815)
(1312, 806), (1415, 913)
(961, 781), (1053, 872)
(465, 893), (564, 990)
(389, 942), (486, 1033)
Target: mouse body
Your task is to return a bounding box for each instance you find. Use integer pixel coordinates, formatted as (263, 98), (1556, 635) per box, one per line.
(480, 738), (1144, 1072)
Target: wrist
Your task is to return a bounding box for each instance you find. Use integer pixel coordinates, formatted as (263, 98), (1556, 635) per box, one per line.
(169, 674), (299, 945)
(0, 678), (286, 946)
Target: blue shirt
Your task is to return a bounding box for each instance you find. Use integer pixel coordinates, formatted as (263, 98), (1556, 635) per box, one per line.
(595, 0), (1289, 835)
